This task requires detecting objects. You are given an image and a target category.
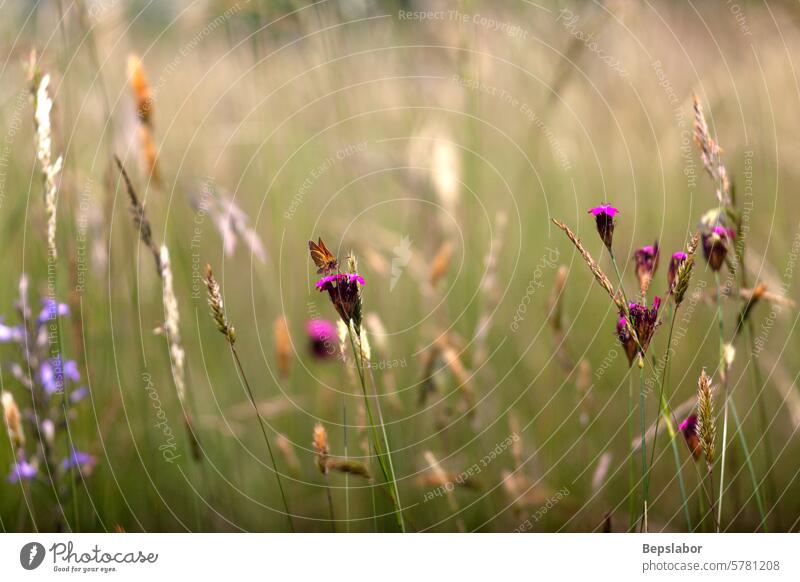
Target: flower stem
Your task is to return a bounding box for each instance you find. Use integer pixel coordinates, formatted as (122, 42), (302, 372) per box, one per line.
(638, 357), (647, 530)
(347, 326), (405, 532)
(628, 372), (636, 530)
(714, 272), (729, 532)
(230, 346), (295, 532)
(609, 251), (629, 306)
(644, 302), (692, 530)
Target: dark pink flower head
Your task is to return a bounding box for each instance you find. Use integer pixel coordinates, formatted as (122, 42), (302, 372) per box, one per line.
(633, 241), (659, 292)
(315, 273), (365, 289)
(626, 297), (661, 356)
(589, 204), (619, 217)
(668, 252), (688, 292)
(679, 414), (701, 460)
(306, 318), (337, 360)
(316, 273), (365, 332)
(616, 316), (637, 367)
(679, 414), (697, 435)
(702, 226), (733, 271)
(588, 204), (618, 250)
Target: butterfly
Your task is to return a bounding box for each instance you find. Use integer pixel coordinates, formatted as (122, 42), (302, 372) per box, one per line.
(308, 237), (339, 274)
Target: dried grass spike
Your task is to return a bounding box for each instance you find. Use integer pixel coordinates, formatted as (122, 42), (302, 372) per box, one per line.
(1, 391), (24, 449)
(312, 422), (330, 473)
(430, 241), (453, 288)
(551, 219), (623, 310)
(204, 264), (235, 344)
(697, 369), (716, 468)
(273, 316), (291, 378)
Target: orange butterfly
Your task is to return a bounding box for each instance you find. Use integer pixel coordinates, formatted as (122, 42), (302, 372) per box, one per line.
(308, 238), (339, 274)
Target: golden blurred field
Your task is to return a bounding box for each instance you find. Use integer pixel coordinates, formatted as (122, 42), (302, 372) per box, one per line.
(1, 0), (799, 532)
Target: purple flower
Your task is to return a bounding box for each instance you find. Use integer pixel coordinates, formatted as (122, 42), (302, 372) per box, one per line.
(588, 205), (618, 250)
(623, 296), (662, 359)
(588, 204), (619, 217)
(701, 226), (734, 271)
(616, 316), (638, 366)
(8, 458), (37, 483)
(306, 319), (337, 360)
(39, 360), (57, 394)
(315, 273), (366, 288)
(316, 273), (365, 331)
(679, 414), (701, 460)
(62, 449), (96, 474)
(64, 360), (80, 382)
(70, 386), (88, 403)
(0, 320), (23, 343)
(38, 299), (69, 324)
(633, 242), (659, 292)
(39, 356), (77, 394)
(668, 252), (688, 292)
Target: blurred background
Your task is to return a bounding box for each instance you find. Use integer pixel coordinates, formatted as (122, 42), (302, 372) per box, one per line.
(1, 0), (799, 532)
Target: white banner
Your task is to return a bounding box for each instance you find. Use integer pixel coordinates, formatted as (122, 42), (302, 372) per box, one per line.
(1, 534), (798, 580)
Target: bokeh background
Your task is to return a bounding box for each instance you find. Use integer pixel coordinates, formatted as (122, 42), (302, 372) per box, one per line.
(1, 0), (799, 532)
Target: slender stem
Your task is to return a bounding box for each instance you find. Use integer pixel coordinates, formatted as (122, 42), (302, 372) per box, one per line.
(638, 358), (647, 530)
(342, 402), (350, 533)
(729, 400), (768, 531)
(230, 347), (295, 532)
(347, 326), (406, 532)
(609, 251), (629, 306)
(714, 273), (729, 532)
(706, 465), (718, 532)
(649, 304), (677, 469)
(628, 372), (636, 530)
(323, 474), (336, 532)
(670, 435), (693, 530)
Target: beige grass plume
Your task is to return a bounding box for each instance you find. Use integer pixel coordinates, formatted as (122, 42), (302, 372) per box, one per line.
(203, 264), (235, 344)
(275, 434), (300, 477)
(551, 219), (623, 311)
(312, 422), (330, 473)
(2, 391), (24, 450)
(29, 58), (63, 261)
(312, 422), (370, 479)
(692, 95), (730, 205)
(273, 316), (291, 378)
(157, 247), (185, 402)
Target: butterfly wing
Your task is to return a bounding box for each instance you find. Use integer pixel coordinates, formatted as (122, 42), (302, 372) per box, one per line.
(309, 238), (338, 274)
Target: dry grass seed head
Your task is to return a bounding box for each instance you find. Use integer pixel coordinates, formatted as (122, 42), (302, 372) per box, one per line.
(696, 369), (716, 468)
(273, 316), (291, 378)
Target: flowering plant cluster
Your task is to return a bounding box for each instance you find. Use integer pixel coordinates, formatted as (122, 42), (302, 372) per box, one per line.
(1, 276), (94, 493)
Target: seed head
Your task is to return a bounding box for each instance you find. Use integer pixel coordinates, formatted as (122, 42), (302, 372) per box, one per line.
(204, 264), (236, 344)
(696, 369), (716, 468)
(1, 391), (24, 450)
(312, 422), (330, 474)
(673, 233), (699, 305)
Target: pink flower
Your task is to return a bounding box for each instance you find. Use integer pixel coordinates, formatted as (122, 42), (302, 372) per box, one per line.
(306, 319), (337, 360)
(588, 204), (618, 250)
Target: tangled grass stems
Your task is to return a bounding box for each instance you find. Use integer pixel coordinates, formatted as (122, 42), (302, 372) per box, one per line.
(204, 264), (295, 532)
